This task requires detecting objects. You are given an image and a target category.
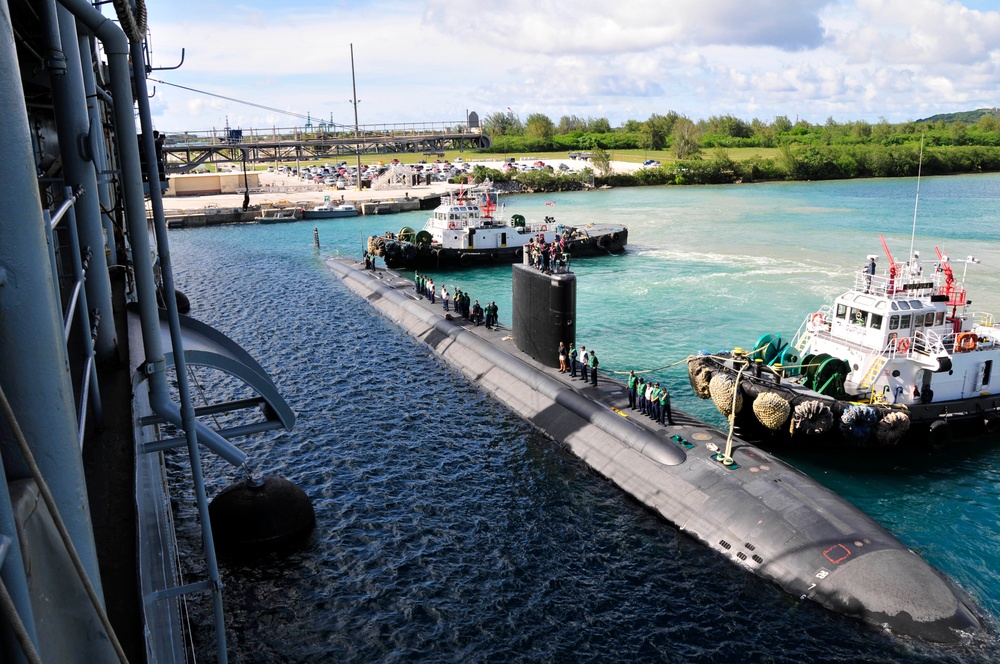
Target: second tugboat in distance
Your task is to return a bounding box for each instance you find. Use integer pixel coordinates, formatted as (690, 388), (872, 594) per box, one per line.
(367, 186), (628, 270)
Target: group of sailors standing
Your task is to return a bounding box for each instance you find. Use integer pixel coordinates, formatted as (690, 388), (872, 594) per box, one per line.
(527, 233), (569, 274)
(628, 371), (675, 425)
(415, 272), (499, 329)
(558, 342), (599, 386)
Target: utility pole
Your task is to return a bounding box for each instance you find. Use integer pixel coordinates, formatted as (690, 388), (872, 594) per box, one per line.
(350, 43), (362, 191)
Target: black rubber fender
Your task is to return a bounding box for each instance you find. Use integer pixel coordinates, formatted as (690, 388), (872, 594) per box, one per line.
(927, 419), (952, 452)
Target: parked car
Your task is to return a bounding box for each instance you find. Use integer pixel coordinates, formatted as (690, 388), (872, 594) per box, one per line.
(643, 159), (661, 167)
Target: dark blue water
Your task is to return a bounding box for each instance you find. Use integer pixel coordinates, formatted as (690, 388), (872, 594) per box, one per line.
(167, 175), (1000, 662)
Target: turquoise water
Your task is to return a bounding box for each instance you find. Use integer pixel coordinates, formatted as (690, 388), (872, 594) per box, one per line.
(169, 173), (1000, 662)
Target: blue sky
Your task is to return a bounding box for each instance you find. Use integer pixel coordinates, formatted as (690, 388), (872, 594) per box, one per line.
(140, 0), (1000, 132)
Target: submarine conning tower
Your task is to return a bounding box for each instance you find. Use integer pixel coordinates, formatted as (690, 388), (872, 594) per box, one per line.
(512, 263), (575, 368)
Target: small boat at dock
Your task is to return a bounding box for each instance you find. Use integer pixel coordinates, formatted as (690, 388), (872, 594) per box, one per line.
(301, 201), (358, 219)
(255, 208), (300, 224)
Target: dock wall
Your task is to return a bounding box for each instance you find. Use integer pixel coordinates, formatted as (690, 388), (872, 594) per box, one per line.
(163, 197), (430, 228)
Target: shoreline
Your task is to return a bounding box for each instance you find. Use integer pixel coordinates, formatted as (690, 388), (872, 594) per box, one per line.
(159, 158), (640, 212)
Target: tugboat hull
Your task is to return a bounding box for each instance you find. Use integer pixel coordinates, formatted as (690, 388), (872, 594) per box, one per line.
(376, 227), (628, 270)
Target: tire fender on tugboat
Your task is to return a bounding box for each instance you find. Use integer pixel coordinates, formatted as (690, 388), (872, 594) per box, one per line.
(927, 419), (952, 452)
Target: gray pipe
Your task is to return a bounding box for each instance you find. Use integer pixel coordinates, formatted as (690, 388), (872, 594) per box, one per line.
(0, 0), (94, 652)
(76, 33), (117, 263)
(38, 0), (116, 362)
(59, 0), (247, 469)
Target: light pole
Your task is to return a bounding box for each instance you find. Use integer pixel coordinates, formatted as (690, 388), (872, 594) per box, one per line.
(350, 43), (362, 191)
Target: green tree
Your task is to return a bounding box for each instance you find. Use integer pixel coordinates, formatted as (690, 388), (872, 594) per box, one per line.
(872, 116), (892, 142)
(482, 111), (523, 136)
(525, 113), (555, 140)
(672, 118), (701, 158)
(591, 147), (612, 177)
(707, 114), (752, 139)
(772, 115), (793, 133)
(852, 120), (872, 140)
(977, 115), (999, 132)
(557, 114), (587, 133)
(587, 117), (612, 133)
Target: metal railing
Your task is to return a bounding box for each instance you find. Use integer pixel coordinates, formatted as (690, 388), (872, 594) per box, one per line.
(45, 186), (103, 449)
(166, 121), (473, 147)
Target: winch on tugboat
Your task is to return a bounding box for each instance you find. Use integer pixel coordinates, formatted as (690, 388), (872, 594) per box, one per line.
(367, 184), (627, 270)
(689, 235), (1000, 452)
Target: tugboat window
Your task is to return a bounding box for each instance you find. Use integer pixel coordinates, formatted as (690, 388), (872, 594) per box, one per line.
(852, 308), (868, 326)
(889, 315), (900, 330)
(925, 313), (935, 327)
(914, 314), (924, 328)
(984, 361), (993, 386)
(837, 304), (848, 319)
(935, 312), (945, 325)
(899, 314), (912, 329)
(871, 314), (883, 330)
(897, 301), (911, 310)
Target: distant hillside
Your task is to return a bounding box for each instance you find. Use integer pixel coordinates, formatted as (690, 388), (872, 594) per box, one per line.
(916, 108), (1000, 123)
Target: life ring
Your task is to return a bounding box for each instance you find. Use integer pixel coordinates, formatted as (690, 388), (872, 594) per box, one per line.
(447, 221), (456, 230)
(955, 331), (977, 352)
(540, 225), (548, 232)
(809, 313), (824, 329)
(897, 337), (911, 353)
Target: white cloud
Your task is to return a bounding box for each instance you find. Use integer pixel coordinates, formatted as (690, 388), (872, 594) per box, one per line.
(141, 0), (1000, 131)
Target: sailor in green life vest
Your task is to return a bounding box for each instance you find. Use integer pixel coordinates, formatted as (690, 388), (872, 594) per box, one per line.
(627, 371), (637, 410)
(569, 343), (578, 378)
(649, 383), (661, 422)
(659, 383), (675, 425)
(589, 350), (599, 386)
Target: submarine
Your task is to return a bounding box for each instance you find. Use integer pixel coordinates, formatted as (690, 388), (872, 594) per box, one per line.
(327, 257), (984, 643)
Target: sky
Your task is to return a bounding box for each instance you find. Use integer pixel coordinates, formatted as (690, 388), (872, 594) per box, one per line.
(137, 0), (1000, 133)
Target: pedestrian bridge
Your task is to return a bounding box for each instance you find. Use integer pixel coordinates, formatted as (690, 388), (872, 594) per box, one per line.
(161, 121), (492, 173)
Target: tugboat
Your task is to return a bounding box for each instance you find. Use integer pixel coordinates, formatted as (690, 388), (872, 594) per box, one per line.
(688, 235), (1000, 452)
(367, 186), (627, 270)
